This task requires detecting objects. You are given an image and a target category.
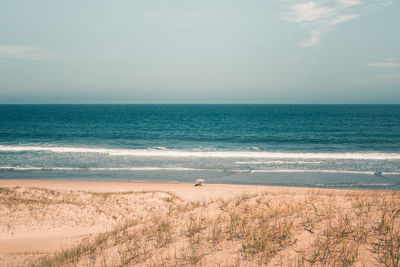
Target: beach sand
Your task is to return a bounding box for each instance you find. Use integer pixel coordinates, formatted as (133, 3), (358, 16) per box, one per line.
(1, 180), (399, 266)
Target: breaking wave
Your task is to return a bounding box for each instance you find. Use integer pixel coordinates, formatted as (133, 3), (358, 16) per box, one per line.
(1, 166), (399, 176)
(1, 145), (400, 160)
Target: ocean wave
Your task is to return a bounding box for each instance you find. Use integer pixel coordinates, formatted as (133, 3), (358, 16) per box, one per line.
(1, 166), (400, 175)
(251, 170), (400, 175)
(1, 145), (400, 160)
(235, 161), (322, 164)
(251, 169), (374, 174)
(0, 166), (213, 172)
(315, 183), (395, 186)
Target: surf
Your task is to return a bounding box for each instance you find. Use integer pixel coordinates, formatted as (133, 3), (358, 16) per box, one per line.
(1, 145), (400, 160)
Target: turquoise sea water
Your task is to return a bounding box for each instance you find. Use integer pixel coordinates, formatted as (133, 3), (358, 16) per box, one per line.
(0, 104), (399, 189)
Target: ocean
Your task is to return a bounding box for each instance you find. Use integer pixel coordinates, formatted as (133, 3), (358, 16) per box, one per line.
(1, 104), (399, 189)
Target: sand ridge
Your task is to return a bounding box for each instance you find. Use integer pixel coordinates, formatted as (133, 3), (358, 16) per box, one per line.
(0, 180), (399, 266)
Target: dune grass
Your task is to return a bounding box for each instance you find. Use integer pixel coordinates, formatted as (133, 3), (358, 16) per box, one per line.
(1, 186), (399, 266)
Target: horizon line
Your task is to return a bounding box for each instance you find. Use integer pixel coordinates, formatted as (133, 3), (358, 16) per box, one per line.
(0, 103), (399, 105)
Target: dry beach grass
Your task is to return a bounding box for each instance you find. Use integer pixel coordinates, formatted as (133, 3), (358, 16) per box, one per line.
(0, 180), (399, 266)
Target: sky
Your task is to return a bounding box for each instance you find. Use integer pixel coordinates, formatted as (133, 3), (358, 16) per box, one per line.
(0, 0), (399, 104)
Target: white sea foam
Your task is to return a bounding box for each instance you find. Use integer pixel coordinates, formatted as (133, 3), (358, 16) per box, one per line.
(235, 161), (322, 164)
(0, 166), (227, 172)
(1, 145), (400, 160)
(87, 167), (208, 171)
(1, 166), (399, 175)
(248, 170), (400, 175)
(315, 183), (394, 186)
(0, 166), (83, 171)
(251, 170), (400, 175)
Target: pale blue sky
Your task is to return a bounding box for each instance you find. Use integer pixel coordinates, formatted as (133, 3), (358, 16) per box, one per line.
(0, 0), (399, 103)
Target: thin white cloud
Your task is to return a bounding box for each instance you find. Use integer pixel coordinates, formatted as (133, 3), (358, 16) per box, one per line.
(330, 14), (359, 25)
(358, 59), (400, 84)
(300, 30), (321, 47)
(0, 45), (53, 60)
(378, 72), (400, 79)
(299, 13), (358, 47)
(285, 2), (334, 23)
(353, 70), (400, 85)
(368, 62), (400, 68)
(281, 0), (392, 48)
(383, 0), (393, 6)
(337, 0), (362, 7)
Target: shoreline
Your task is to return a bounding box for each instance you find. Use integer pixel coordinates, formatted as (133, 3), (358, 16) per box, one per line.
(0, 178), (398, 193)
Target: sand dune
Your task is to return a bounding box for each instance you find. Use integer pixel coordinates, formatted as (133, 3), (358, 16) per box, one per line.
(1, 180), (399, 266)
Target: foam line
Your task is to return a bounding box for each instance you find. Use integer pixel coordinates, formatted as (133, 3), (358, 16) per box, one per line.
(251, 170), (400, 175)
(236, 161), (322, 164)
(0, 166), (211, 172)
(1, 166), (399, 175)
(1, 145), (400, 160)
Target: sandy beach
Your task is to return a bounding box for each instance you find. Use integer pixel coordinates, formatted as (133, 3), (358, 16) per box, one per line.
(1, 180), (399, 266)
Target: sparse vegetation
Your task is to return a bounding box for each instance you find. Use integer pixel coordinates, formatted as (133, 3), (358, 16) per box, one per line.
(1, 185), (399, 266)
